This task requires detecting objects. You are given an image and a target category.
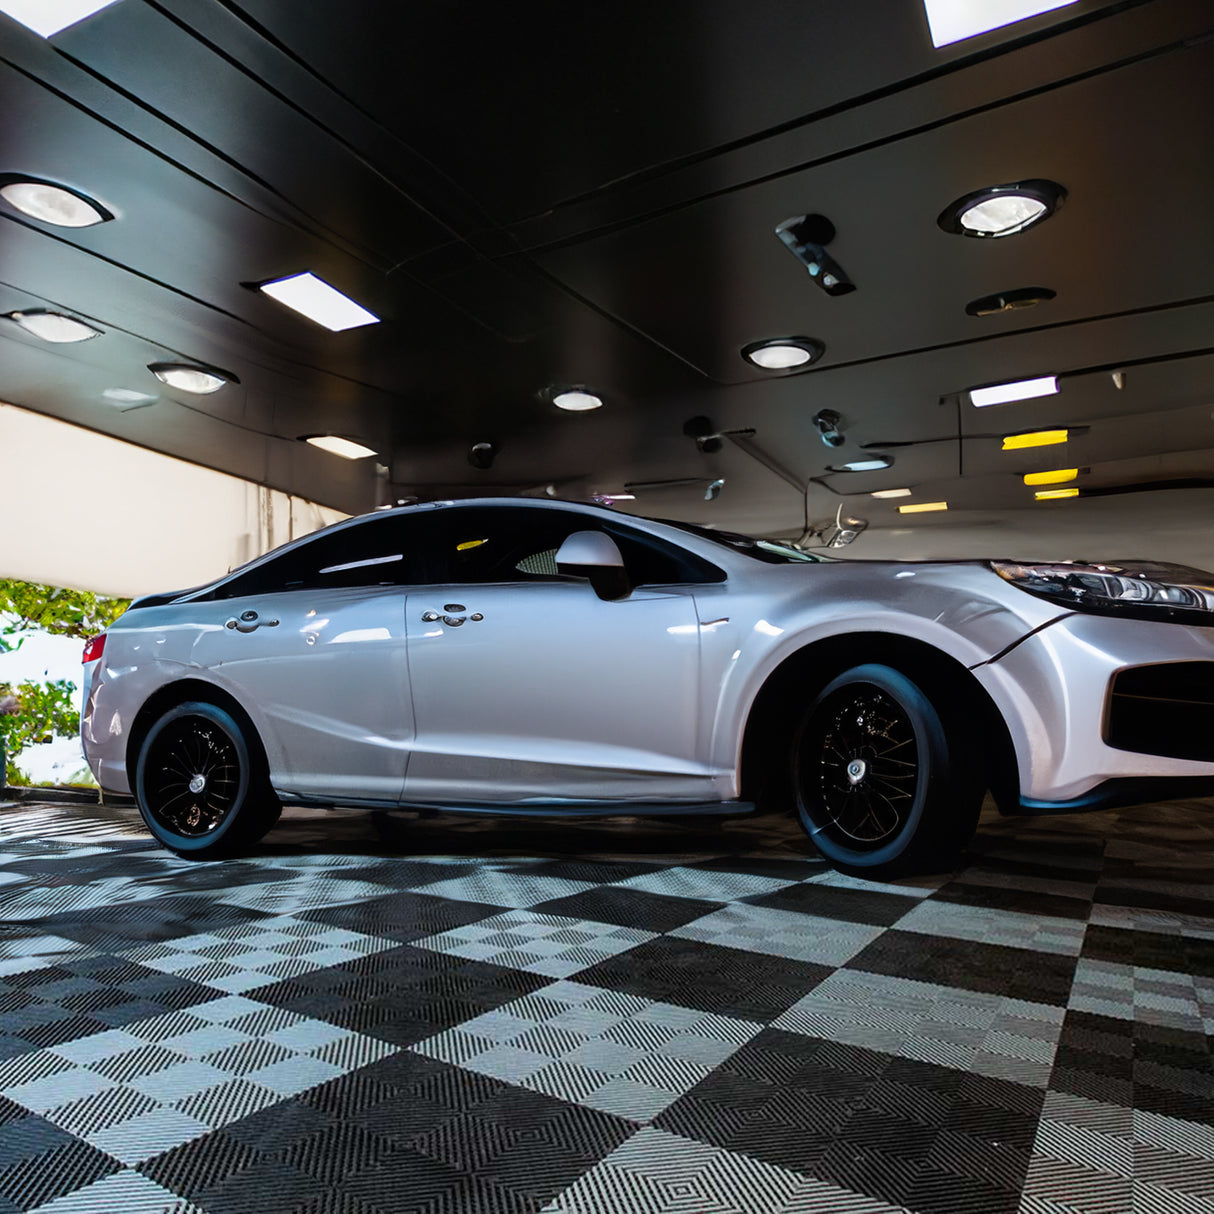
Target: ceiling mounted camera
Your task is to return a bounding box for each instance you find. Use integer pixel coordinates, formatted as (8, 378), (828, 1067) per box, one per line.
(775, 214), (856, 296)
(467, 441), (498, 470)
(813, 409), (845, 448)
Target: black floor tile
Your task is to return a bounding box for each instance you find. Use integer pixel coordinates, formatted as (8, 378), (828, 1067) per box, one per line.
(684, 856), (827, 880)
(1095, 885), (1214, 920)
(577, 935), (832, 1021)
(299, 890), (505, 942)
(528, 885), (724, 932)
(846, 928), (1079, 1005)
(38, 895), (271, 950)
(1081, 923), (1214, 978)
(929, 878), (1092, 921)
(744, 881), (920, 925)
(492, 858), (667, 883)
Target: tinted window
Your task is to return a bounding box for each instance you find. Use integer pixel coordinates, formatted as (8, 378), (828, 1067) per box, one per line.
(206, 514), (437, 598)
(441, 507), (724, 586)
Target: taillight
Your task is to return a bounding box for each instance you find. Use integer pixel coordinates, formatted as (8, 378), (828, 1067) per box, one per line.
(82, 634), (106, 664)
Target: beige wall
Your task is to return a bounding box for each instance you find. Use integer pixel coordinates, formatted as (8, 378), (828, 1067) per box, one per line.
(0, 402), (346, 597)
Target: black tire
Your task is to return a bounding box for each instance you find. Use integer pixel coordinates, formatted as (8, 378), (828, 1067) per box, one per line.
(134, 700), (281, 858)
(791, 664), (982, 875)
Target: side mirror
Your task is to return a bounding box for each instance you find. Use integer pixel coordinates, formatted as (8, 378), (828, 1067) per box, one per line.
(555, 531), (632, 601)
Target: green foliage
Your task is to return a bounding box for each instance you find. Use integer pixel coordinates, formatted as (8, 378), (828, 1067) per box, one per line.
(1, 679), (80, 785)
(0, 579), (129, 653)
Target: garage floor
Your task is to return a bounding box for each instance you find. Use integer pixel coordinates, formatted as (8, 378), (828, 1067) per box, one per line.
(0, 798), (1211, 1214)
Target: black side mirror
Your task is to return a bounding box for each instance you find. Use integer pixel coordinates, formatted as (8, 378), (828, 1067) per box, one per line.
(555, 531), (632, 601)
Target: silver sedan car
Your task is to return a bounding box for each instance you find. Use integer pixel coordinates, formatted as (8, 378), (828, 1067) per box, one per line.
(81, 497), (1214, 872)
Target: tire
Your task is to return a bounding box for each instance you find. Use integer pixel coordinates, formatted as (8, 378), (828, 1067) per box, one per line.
(791, 663), (982, 875)
(134, 700), (281, 858)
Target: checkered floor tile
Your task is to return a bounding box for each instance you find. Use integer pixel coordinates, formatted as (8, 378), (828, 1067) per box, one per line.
(2, 795), (1213, 1212)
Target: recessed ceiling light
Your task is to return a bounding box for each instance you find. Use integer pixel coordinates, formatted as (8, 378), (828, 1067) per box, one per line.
(1023, 468), (1079, 486)
(741, 337), (824, 371)
(302, 435), (377, 460)
(102, 387), (158, 409)
(148, 362), (237, 394)
(4, 309), (101, 342)
(0, 0), (120, 39)
(256, 272), (380, 331)
(1035, 487), (1079, 501)
(939, 180), (1066, 238)
(1002, 428), (1069, 451)
(552, 389), (603, 412)
(922, 0), (1079, 48)
(870, 488), (913, 499)
(0, 177), (112, 227)
(828, 457), (893, 473)
(969, 375), (1058, 408)
(897, 501), (949, 514)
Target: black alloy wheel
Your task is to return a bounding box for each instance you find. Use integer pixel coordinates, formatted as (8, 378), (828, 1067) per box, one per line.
(792, 663), (982, 874)
(134, 700), (279, 857)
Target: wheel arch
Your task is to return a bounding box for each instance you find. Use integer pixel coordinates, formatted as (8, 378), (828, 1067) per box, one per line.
(738, 631), (1019, 813)
(126, 678), (271, 784)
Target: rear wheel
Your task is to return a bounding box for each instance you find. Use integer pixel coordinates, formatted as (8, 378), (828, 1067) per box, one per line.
(791, 664), (982, 874)
(134, 701), (280, 857)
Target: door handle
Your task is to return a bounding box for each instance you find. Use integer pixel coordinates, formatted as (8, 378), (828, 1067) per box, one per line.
(420, 609), (484, 625)
(225, 611), (279, 633)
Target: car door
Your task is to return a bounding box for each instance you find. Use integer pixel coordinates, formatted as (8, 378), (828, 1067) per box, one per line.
(187, 513), (432, 802)
(401, 506), (722, 804)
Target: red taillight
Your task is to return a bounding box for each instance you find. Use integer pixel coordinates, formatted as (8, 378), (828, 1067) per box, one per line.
(82, 634), (106, 664)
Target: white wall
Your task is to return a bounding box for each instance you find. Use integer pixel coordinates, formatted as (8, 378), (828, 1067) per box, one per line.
(0, 402), (347, 597)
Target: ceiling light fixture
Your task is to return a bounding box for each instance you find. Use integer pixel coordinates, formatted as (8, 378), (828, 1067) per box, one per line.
(255, 272), (380, 331)
(148, 362), (237, 394)
(828, 456), (893, 473)
(969, 375), (1058, 408)
(4, 309), (101, 343)
(870, 488), (913, 499)
(1023, 468), (1079, 486)
(1002, 429), (1069, 451)
(0, 0), (120, 39)
(551, 389), (603, 412)
(302, 435), (377, 460)
(0, 176), (112, 227)
(965, 287), (1056, 317)
(1035, 487), (1079, 501)
(939, 180), (1066, 238)
(923, 0), (1079, 48)
(741, 337), (824, 371)
(897, 501), (949, 514)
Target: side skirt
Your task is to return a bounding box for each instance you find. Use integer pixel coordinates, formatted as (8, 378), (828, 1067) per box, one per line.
(276, 794), (755, 818)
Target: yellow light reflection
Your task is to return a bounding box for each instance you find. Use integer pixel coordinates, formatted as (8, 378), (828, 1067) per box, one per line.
(897, 501), (948, 514)
(1002, 429), (1068, 450)
(1023, 468), (1078, 486)
(457, 538), (488, 551)
(1035, 488), (1079, 500)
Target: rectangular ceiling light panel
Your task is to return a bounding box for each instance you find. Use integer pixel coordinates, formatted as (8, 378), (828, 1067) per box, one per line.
(258, 272), (380, 331)
(897, 501), (949, 514)
(1002, 429), (1068, 451)
(969, 376), (1059, 408)
(923, 0), (1079, 48)
(0, 0), (119, 38)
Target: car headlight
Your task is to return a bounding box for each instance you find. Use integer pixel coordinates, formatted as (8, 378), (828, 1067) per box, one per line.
(991, 559), (1214, 624)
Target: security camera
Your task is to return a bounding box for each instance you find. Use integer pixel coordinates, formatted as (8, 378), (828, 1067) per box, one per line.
(704, 478), (725, 502)
(467, 441), (498, 470)
(775, 214), (856, 296)
(813, 409), (845, 448)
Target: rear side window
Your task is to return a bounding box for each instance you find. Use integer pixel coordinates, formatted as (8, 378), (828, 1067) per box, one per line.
(206, 515), (436, 598)
(441, 506), (724, 586)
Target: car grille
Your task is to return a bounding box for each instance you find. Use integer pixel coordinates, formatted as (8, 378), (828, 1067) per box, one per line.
(1105, 661), (1214, 761)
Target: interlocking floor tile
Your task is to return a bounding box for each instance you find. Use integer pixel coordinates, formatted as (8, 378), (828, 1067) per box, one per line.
(34, 896), (272, 953)
(1068, 957), (1214, 1035)
(928, 878), (1092, 922)
(1082, 922), (1214, 979)
(893, 900), (1087, 956)
(412, 979), (763, 1124)
(613, 866), (799, 903)
(668, 903), (885, 966)
(24, 1167), (205, 1212)
(298, 889), (506, 941)
(743, 880), (921, 926)
(413, 910), (656, 978)
(577, 936), (833, 1022)
(405, 870), (600, 909)
(848, 928), (1079, 1006)
(214, 878), (400, 916)
(529, 885), (724, 933)
(0, 996), (397, 1166)
(776, 969), (1066, 1087)
(250, 945), (549, 1047)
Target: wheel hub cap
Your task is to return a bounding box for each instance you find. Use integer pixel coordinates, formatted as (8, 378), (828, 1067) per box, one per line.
(188, 774), (207, 794)
(846, 758), (867, 785)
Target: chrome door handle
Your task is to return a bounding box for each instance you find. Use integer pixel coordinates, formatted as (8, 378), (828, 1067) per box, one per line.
(421, 611), (441, 622)
(421, 608), (484, 625)
(225, 612), (279, 633)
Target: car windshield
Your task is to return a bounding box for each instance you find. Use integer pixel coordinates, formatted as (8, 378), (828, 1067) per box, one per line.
(655, 519), (827, 564)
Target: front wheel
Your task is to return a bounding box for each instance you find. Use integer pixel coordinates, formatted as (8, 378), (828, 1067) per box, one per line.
(134, 700), (280, 858)
(791, 664), (982, 875)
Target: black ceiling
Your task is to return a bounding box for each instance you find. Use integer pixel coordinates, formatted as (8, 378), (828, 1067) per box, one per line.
(2, 0), (1213, 539)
